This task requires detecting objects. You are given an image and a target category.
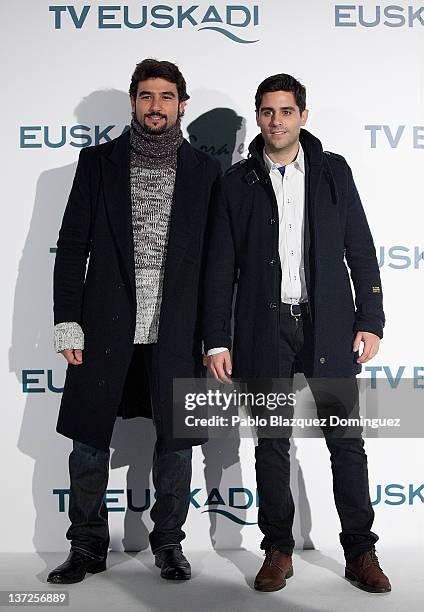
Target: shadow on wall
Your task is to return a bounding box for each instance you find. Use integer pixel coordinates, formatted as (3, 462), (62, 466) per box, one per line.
(187, 108), (246, 172)
(9, 89), (314, 570)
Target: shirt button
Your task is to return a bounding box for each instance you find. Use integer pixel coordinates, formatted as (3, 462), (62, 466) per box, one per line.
(319, 357), (326, 364)
(269, 302), (278, 310)
(290, 250), (294, 256)
(269, 218), (276, 225)
(287, 198), (291, 203)
(288, 224), (292, 229)
(269, 259), (276, 266)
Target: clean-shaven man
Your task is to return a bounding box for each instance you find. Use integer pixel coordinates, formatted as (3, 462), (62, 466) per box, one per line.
(48, 59), (220, 584)
(203, 74), (391, 593)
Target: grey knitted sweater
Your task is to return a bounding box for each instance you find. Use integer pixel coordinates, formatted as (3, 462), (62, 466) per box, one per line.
(54, 116), (183, 352)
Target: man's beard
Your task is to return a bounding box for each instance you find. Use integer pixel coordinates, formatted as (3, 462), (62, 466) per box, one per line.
(141, 112), (170, 134)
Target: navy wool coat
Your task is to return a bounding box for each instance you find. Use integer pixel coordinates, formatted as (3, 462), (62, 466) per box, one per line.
(202, 128), (385, 379)
(54, 131), (221, 451)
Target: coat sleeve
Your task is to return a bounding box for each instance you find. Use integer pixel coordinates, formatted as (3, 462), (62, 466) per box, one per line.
(344, 164), (385, 338)
(202, 177), (237, 352)
(53, 147), (93, 326)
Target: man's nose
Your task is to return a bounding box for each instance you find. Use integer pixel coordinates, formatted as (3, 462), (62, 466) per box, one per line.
(270, 114), (283, 127)
(149, 96), (163, 112)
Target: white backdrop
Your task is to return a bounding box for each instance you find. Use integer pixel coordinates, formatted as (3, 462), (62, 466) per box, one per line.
(2, 0), (423, 554)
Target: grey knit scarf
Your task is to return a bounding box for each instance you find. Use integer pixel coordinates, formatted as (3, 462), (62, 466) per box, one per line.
(129, 114), (183, 344)
(130, 113), (183, 168)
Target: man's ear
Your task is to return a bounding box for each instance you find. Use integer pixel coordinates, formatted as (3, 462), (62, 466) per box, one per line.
(130, 95), (135, 113)
(255, 110), (260, 127)
(301, 108), (309, 126)
(179, 100), (187, 115)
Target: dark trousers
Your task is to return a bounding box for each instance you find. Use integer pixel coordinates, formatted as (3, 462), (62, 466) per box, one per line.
(66, 344), (192, 559)
(255, 303), (378, 562)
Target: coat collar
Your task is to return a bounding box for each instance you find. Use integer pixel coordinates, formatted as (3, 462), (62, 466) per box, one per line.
(248, 128), (324, 172)
(247, 128), (333, 207)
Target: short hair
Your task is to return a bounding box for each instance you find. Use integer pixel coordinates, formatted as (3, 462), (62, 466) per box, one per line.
(129, 58), (190, 102)
(255, 74), (306, 114)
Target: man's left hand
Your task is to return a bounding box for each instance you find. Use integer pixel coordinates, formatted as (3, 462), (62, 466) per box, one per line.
(353, 331), (380, 363)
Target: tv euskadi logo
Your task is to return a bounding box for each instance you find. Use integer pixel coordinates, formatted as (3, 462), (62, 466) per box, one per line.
(49, 4), (260, 44)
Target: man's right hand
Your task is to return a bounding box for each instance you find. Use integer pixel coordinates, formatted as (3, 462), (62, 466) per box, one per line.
(205, 350), (233, 384)
(61, 349), (83, 365)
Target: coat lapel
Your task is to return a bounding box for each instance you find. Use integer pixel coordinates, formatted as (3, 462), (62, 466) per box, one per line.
(100, 131), (136, 308)
(300, 129), (324, 302)
(159, 140), (203, 335)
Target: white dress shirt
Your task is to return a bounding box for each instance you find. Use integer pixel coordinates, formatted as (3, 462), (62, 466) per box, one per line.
(207, 142), (308, 357)
(264, 143), (308, 304)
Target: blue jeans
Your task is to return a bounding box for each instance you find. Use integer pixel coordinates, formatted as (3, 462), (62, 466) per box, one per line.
(66, 344), (192, 559)
(255, 304), (378, 562)
(66, 440), (192, 559)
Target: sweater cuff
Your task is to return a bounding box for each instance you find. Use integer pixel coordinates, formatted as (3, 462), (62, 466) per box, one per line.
(54, 322), (84, 353)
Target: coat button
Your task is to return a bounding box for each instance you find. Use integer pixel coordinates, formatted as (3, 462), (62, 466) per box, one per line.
(112, 314), (119, 321)
(269, 218), (276, 225)
(105, 348), (111, 355)
(269, 259), (276, 266)
(269, 302), (278, 310)
(98, 379), (105, 386)
(319, 357), (326, 364)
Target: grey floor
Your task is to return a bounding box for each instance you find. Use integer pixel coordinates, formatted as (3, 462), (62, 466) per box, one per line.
(0, 549), (419, 612)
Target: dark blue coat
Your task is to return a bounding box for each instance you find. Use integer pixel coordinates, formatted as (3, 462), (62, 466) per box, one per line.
(54, 131), (221, 451)
(202, 128), (385, 379)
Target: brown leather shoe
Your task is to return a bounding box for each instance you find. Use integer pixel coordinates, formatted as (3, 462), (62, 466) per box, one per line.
(345, 549), (391, 593)
(254, 546), (293, 592)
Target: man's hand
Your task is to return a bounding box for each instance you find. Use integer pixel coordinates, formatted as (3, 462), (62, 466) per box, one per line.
(205, 350), (233, 384)
(353, 332), (380, 364)
(61, 349), (83, 365)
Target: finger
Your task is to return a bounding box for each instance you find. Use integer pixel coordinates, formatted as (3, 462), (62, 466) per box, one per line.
(210, 363), (221, 382)
(357, 343), (372, 363)
(362, 342), (379, 363)
(73, 349), (83, 363)
(353, 332), (362, 353)
(370, 343), (380, 359)
(215, 362), (232, 385)
(224, 354), (232, 376)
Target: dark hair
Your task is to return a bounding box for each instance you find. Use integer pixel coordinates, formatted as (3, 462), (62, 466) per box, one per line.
(129, 58), (190, 102)
(255, 74), (306, 114)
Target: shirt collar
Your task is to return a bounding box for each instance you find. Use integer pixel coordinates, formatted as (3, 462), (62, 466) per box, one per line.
(263, 142), (305, 175)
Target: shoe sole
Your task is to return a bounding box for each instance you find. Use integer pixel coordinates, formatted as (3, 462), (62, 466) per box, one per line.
(155, 559), (191, 580)
(345, 569), (391, 593)
(47, 560), (106, 585)
(254, 566), (294, 592)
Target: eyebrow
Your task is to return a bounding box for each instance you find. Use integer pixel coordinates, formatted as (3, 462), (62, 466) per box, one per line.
(138, 90), (176, 97)
(260, 106), (296, 112)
